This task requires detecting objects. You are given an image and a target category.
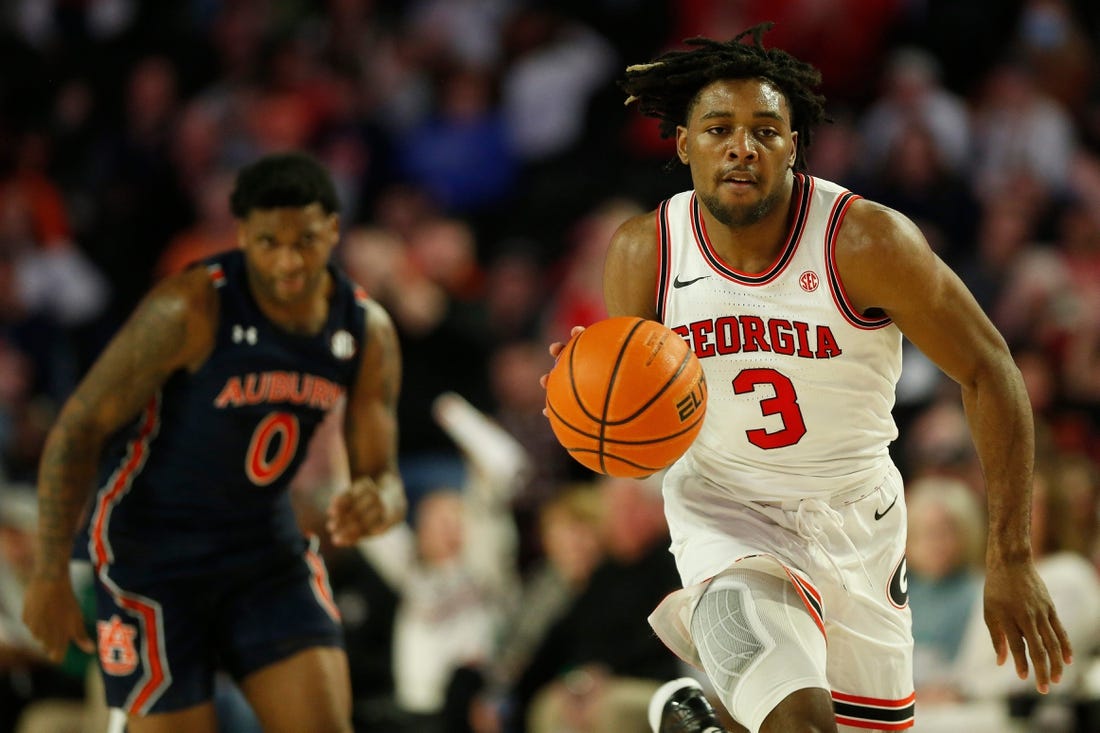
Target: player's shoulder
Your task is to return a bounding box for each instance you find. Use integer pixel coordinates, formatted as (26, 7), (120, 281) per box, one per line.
(360, 296), (394, 331)
(609, 208), (661, 255)
(836, 197), (927, 259)
(346, 290), (395, 350)
(141, 265), (219, 326)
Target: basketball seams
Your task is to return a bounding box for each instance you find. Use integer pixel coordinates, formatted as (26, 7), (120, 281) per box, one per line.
(563, 331), (603, 423)
(599, 317), (647, 474)
(544, 316), (708, 478)
(560, 448), (664, 474)
(543, 405), (706, 446)
(606, 344), (696, 424)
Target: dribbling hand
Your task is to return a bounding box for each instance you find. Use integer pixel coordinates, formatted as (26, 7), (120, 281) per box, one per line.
(539, 326), (585, 414)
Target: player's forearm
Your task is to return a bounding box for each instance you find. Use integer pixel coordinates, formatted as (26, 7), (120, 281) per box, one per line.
(961, 360), (1035, 565)
(34, 422), (103, 578)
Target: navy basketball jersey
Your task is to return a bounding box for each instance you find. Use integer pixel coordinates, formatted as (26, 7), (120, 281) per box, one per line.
(85, 250), (368, 578)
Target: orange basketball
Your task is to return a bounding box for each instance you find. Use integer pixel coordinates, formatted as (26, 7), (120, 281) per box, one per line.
(545, 316), (708, 478)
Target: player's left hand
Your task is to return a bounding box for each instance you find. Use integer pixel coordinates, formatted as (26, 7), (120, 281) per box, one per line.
(326, 475), (406, 545)
(983, 559), (1073, 694)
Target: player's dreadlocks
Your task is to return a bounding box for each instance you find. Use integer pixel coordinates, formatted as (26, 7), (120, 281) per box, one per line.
(621, 23), (826, 171)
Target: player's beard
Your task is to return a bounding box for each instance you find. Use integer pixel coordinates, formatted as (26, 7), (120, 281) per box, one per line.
(698, 183), (786, 228)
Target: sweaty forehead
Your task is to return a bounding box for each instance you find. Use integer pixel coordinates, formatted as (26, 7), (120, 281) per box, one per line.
(688, 78), (791, 123)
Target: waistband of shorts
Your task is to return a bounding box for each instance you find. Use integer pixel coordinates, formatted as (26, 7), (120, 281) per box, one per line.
(750, 470), (892, 512)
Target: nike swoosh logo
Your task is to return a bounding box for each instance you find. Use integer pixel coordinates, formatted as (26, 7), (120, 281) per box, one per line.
(874, 495), (898, 521)
(673, 274), (710, 288)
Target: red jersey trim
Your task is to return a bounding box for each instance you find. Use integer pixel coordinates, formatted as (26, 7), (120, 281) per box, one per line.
(656, 199), (672, 324)
(832, 690), (915, 730)
(824, 193), (893, 330)
(305, 535), (341, 623)
(691, 173), (811, 286)
(91, 395), (161, 570)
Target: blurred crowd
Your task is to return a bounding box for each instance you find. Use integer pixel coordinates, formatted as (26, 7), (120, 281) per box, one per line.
(2, 1), (1100, 732)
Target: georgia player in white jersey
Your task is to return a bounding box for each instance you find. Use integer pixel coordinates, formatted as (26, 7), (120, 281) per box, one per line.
(545, 25), (1073, 733)
(657, 174), (899, 502)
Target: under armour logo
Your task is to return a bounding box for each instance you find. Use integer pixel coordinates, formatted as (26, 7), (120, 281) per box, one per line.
(232, 325), (258, 345)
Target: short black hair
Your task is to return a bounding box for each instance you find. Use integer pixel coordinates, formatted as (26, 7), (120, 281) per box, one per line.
(620, 23), (826, 171)
(229, 151), (340, 217)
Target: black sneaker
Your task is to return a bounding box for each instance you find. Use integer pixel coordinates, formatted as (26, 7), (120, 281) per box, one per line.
(649, 678), (728, 733)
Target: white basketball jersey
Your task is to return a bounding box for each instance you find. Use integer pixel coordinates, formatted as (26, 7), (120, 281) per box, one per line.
(658, 174), (902, 500)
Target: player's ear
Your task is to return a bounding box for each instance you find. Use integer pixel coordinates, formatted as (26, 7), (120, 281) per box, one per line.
(236, 221), (249, 250)
(676, 126), (690, 165)
(788, 131), (798, 169)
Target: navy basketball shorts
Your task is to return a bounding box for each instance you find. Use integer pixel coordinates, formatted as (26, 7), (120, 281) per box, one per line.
(92, 538), (343, 716)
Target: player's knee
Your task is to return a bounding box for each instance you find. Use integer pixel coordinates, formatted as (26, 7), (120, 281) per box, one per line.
(690, 568), (823, 680)
(690, 571), (773, 691)
(690, 568), (829, 731)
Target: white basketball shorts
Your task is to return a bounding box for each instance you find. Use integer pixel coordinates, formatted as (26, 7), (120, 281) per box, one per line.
(649, 459), (915, 731)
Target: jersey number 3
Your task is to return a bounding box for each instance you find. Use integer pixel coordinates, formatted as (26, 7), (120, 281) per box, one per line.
(246, 412), (301, 485)
(732, 368), (807, 449)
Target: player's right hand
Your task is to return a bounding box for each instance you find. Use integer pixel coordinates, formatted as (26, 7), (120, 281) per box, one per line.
(538, 326), (586, 391)
(328, 475), (406, 545)
(22, 575), (95, 663)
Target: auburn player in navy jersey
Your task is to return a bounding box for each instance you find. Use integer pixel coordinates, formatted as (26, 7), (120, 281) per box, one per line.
(22, 152), (406, 733)
(545, 25), (1072, 733)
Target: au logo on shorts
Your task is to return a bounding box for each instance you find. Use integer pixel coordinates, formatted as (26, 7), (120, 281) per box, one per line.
(97, 614), (139, 675)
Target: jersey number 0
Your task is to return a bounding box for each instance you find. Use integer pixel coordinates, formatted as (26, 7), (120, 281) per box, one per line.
(245, 412), (301, 485)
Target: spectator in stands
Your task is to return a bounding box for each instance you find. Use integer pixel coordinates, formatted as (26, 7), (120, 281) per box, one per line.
(517, 473), (682, 733)
(905, 476), (986, 701)
(0, 487), (91, 733)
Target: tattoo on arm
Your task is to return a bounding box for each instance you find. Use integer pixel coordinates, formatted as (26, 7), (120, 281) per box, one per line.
(33, 280), (200, 576)
(36, 418), (102, 575)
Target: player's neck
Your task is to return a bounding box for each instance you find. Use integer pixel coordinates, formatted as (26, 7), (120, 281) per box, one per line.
(699, 194), (796, 276)
(252, 273), (332, 335)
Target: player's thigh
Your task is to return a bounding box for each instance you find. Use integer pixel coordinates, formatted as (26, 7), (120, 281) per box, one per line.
(240, 646), (352, 733)
(124, 702), (219, 733)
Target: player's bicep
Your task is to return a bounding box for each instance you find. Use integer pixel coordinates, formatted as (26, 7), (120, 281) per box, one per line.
(603, 213), (660, 320)
(344, 300), (401, 479)
(61, 274), (213, 436)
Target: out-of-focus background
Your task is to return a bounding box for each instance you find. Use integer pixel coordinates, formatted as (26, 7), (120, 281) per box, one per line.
(1, 1), (1099, 732)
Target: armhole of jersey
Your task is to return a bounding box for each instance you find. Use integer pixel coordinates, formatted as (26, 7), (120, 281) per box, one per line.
(350, 288), (371, 393)
(825, 194), (893, 330)
(357, 290), (371, 354)
(202, 262), (227, 346)
(655, 199), (672, 324)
